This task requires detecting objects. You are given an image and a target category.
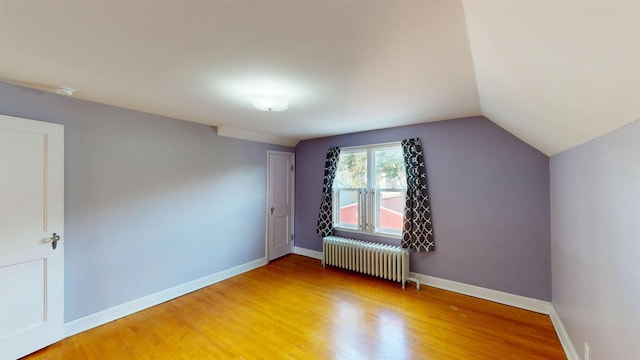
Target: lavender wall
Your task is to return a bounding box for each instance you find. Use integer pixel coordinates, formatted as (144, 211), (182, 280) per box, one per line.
(295, 117), (551, 300)
(0, 82), (290, 321)
(550, 120), (640, 359)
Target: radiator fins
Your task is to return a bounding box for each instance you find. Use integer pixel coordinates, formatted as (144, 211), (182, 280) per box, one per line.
(322, 236), (409, 289)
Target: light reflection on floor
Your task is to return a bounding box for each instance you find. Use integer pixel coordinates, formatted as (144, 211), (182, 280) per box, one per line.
(332, 299), (407, 359)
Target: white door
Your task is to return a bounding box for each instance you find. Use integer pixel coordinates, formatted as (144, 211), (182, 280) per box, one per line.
(267, 151), (294, 261)
(0, 115), (64, 360)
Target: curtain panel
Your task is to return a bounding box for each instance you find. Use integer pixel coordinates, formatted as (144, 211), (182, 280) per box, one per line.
(316, 146), (341, 237)
(401, 138), (435, 252)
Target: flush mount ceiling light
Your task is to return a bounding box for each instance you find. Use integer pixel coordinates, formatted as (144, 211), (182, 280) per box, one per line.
(251, 95), (288, 111)
(53, 86), (75, 96)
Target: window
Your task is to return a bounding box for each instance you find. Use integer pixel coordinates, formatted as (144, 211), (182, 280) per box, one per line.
(333, 142), (406, 237)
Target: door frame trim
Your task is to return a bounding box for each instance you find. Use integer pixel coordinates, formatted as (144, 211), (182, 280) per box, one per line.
(265, 150), (295, 261)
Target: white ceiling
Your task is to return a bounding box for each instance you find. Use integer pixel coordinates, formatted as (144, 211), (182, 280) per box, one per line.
(1, 1), (638, 155)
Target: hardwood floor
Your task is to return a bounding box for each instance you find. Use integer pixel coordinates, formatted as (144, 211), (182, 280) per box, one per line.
(24, 255), (565, 359)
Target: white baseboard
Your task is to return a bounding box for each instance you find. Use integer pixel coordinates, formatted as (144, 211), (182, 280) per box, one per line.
(549, 304), (579, 360)
(409, 271), (551, 314)
(292, 246), (551, 315)
(293, 246), (322, 260)
(64, 257), (268, 337)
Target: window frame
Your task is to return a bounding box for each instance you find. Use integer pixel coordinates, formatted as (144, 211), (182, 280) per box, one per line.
(332, 142), (406, 239)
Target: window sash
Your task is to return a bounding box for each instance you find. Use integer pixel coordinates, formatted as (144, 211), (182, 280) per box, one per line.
(375, 188), (405, 235)
(333, 142), (405, 237)
(333, 187), (360, 230)
(333, 186), (405, 236)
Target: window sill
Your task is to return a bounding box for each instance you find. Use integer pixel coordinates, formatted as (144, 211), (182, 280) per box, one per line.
(333, 227), (402, 240)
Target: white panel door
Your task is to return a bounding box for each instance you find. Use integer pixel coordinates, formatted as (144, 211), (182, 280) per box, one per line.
(267, 151), (294, 261)
(0, 115), (64, 360)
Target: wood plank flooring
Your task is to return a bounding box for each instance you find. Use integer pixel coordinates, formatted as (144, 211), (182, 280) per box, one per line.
(24, 255), (565, 359)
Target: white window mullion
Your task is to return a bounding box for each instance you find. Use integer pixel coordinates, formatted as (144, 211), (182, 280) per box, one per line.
(369, 188), (376, 233)
(332, 187), (338, 225)
(367, 148), (375, 233)
(374, 187), (380, 233)
(367, 147), (375, 189)
(359, 188), (364, 232)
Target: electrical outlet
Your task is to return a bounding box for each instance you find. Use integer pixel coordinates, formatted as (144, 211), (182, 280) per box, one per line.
(584, 342), (590, 360)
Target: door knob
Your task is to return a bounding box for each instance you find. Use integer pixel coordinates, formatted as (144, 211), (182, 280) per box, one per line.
(51, 233), (60, 250)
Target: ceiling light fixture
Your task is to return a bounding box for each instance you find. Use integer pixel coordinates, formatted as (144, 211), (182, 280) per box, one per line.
(53, 87), (75, 96)
(252, 95), (288, 111)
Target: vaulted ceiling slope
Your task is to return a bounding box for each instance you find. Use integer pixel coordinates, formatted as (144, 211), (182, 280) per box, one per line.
(0, 1), (638, 155)
(464, 0), (640, 155)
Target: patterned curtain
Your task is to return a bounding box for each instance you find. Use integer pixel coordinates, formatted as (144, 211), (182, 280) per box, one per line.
(401, 138), (435, 252)
(316, 146), (341, 237)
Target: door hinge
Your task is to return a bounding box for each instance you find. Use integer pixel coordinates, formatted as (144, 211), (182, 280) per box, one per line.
(291, 165), (294, 171)
(290, 234), (294, 241)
